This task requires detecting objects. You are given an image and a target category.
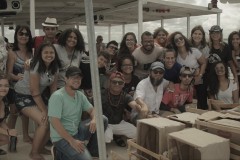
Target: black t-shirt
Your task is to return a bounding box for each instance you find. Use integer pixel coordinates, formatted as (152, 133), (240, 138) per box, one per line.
(207, 43), (232, 73)
(101, 89), (133, 124)
(122, 75), (140, 94)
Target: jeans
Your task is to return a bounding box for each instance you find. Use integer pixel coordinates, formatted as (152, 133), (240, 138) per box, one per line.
(54, 115), (108, 160)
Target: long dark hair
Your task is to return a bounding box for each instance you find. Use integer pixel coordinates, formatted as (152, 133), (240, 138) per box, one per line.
(190, 25), (207, 49)
(167, 31), (192, 54)
(58, 28), (85, 52)
(30, 43), (61, 75)
(208, 61), (229, 96)
(118, 32), (137, 57)
(228, 31), (240, 50)
(117, 55), (135, 74)
(12, 25), (33, 53)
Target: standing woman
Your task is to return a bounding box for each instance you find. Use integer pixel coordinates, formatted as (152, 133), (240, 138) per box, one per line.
(209, 61), (239, 107)
(14, 43), (61, 160)
(54, 28), (85, 89)
(190, 25), (210, 109)
(153, 27), (169, 47)
(118, 32), (138, 58)
(0, 72), (17, 155)
(208, 25), (238, 83)
(168, 31), (207, 109)
(228, 31), (240, 82)
(6, 25), (33, 143)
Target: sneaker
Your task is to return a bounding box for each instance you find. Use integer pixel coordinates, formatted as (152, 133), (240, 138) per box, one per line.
(51, 146), (56, 160)
(0, 149), (7, 155)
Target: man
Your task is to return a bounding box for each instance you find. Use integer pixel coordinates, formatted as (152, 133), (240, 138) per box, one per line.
(48, 66), (107, 159)
(163, 49), (182, 83)
(134, 61), (169, 115)
(160, 66), (194, 114)
(96, 35), (106, 54)
(102, 71), (148, 147)
(33, 17), (59, 51)
(132, 31), (164, 79)
(105, 40), (119, 73)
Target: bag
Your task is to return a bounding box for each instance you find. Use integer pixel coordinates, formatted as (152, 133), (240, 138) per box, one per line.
(9, 136), (17, 152)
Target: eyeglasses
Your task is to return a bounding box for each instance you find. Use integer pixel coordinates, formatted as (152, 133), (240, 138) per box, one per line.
(180, 73), (193, 78)
(18, 32), (30, 37)
(109, 46), (118, 51)
(152, 70), (164, 75)
(111, 80), (124, 85)
(174, 37), (184, 43)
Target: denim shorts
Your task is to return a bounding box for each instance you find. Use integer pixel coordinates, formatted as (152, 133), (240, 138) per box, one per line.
(6, 88), (16, 104)
(15, 93), (48, 111)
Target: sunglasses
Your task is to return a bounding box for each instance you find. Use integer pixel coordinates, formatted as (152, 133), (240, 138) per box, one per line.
(111, 80), (124, 85)
(18, 32), (30, 37)
(152, 70), (164, 75)
(174, 37), (184, 43)
(180, 73), (193, 78)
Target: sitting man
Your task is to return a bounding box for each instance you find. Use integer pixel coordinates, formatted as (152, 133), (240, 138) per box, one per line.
(160, 66), (194, 114)
(48, 66), (107, 159)
(102, 71), (148, 147)
(134, 61), (170, 116)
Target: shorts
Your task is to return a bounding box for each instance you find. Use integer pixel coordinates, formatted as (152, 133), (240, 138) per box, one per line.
(15, 93), (48, 111)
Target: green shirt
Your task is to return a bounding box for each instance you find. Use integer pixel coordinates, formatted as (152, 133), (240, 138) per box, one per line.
(48, 87), (92, 142)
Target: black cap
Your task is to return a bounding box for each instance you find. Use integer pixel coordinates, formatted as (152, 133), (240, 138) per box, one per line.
(66, 66), (83, 78)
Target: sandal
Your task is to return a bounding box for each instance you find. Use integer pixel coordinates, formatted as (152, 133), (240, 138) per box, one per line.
(114, 137), (126, 147)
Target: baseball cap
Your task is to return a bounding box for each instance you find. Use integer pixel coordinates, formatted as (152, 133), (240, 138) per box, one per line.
(209, 25), (223, 32)
(66, 66), (83, 77)
(180, 66), (195, 75)
(109, 71), (125, 82)
(150, 61), (165, 71)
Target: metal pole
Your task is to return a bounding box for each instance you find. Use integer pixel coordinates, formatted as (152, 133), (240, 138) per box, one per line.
(161, 18), (164, 28)
(138, 0), (143, 42)
(108, 24), (111, 41)
(30, 0), (35, 37)
(1, 19), (4, 37)
(217, 13), (220, 26)
(122, 24), (125, 37)
(84, 0), (107, 160)
(187, 15), (190, 38)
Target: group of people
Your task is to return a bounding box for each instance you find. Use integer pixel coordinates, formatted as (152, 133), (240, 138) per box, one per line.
(0, 15), (239, 160)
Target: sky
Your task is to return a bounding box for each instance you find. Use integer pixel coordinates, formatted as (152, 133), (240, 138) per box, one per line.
(3, 0), (240, 43)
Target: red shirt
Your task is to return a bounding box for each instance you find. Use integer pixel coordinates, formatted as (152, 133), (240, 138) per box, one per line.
(162, 84), (193, 109)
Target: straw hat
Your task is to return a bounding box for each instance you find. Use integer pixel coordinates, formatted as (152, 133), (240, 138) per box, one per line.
(42, 17), (59, 27)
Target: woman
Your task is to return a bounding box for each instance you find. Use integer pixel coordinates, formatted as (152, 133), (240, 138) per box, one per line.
(14, 43), (61, 160)
(118, 32), (138, 58)
(0, 72), (17, 155)
(153, 27), (168, 47)
(6, 25), (33, 143)
(208, 25), (238, 83)
(209, 62), (239, 107)
(117, 55), (140, 96)
(168, 31), (207, 109)
(54, 28), (85, 89)
(228, 31), (240, 81)
(0, 36), (8, 72)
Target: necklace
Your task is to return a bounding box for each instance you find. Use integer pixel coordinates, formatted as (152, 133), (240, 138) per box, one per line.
(107, 89), (124, 107)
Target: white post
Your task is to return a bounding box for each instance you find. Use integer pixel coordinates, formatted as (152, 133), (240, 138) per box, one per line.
(138, 0), (143, 42)
(161, 18), (164, 28)
(30, 0), (35, 37)
(187, 15), (190, 38)
(122, 24), (125, 36)
(217, 13), (220, 26)
(108, 24), (111, 41)
(84, 0), (107, 160)
(1, 19), (4, 37)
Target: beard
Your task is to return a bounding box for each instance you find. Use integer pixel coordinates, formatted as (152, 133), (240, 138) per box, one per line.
(150, 76), (163, 86)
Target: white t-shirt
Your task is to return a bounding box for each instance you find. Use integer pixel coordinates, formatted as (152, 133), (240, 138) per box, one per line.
(132, 46), (163, 79)
(177, 48), (202, 69)
(134, 77), (169, 113)
(216, 79), (238, 104)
